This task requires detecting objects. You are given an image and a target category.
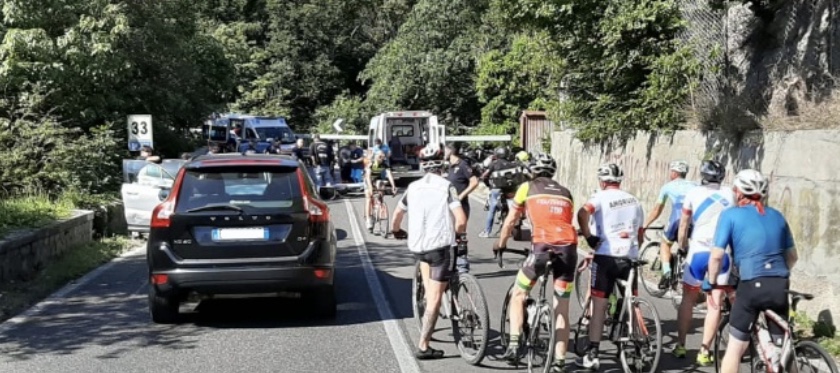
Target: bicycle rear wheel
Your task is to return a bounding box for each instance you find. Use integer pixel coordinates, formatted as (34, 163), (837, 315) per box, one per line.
(527, 298), (556, 373)
(619, 297), (662, 373)
(412, 261), (425, 333)
(669, 261), (685, 310)
(792, 340), (839, 373)
(500, 283), (515, 348)
(377, 198), (390, 238)
(450, 273), (490, 366)
(573, 296), (592, 356)
(575, 266), (591, 309)
(638, 242), (666, 298)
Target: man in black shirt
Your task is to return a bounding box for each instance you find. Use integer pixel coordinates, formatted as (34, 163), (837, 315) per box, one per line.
(338, 141), (353, 183)
(309, 135), (334, 189)
(445, 145), (479, 220)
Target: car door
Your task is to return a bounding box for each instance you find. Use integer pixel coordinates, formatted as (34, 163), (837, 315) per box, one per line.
(121, 160), (184, 232)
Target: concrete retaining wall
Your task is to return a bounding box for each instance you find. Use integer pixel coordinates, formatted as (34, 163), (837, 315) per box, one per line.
(551, 129), (840, 318)
(0, 210), (94, 282)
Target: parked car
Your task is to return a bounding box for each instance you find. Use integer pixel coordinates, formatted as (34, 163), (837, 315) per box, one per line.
(146, 153), (337, 323)
(121, 159), (188, 236)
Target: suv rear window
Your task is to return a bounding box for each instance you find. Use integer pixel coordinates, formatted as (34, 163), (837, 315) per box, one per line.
(175, 166), (302, 213)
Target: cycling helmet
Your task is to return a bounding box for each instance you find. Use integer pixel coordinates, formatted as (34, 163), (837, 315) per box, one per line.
(530, 153), (557, 178)
(597, 163), (624, 183)
(670, 160), (689, 174)
(494, 146), (510, 160)
(699, 160), (725, 184)
(515, 151), (530, 163)
(418, 145), (445, 172)
(733, 169), (768, 197)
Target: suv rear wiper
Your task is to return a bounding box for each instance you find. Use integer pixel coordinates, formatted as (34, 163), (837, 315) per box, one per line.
(185, 204), (245, 214)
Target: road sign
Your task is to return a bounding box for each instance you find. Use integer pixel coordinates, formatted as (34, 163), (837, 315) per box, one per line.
(127, 114), (153, 151)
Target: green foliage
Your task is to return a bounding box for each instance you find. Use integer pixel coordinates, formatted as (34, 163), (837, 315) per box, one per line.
(0, 194), (73, 238)
(311, 93), (371, 135)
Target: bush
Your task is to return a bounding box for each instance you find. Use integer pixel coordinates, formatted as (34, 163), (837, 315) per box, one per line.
(0, 118), (125, 198)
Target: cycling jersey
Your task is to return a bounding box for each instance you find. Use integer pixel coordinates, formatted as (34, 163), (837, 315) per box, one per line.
(367, 161), (390, 181)
(397, 173), (462, 254)
(512, 177), (577, 246)
(584, 188), (644, 258)
(713, 205), (794, 281)
(682, 184), (735, 251)
(657, 178), (697, 225)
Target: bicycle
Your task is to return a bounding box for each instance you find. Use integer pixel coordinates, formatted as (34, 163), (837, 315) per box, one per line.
(636, 227), (691, 310)
(367, 180), (394, 238)
(573, 257), (663, 373)
(713, 286), (839, 373)
(411, 245), (490, 365)
(496, 247), (557, 373)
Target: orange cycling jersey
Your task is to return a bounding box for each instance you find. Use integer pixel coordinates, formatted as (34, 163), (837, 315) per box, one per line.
(512, 177), (577, 246)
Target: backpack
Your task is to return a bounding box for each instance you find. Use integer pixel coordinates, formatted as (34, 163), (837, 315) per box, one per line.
(489, 161), (529, 193)
(314, 141), (330, 164)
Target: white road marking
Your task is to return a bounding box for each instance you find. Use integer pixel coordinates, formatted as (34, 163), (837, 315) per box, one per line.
(343, 199), (422, 373)
(0, 245), (146, 334)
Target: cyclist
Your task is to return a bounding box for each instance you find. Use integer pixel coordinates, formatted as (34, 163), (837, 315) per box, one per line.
(479, 147), (527, 238)
(642, 160), (697, 289)
(708, 169), (798, 373)
(364, 151), (397, 232)
(493, 153), (577, 372)
(391, 145), (468, 360)
(671, 160), (734, 364)
(575, 163), (645, 370)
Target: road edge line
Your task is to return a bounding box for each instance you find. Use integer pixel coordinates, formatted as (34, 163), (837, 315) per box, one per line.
(0, 245), (146, 334)
(343, 199), (421, 373)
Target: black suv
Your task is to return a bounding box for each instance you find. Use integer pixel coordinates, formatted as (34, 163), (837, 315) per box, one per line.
(146, 153), (337, 323)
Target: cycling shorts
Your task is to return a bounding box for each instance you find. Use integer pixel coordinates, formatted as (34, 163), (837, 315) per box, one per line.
(590, 255), (637, 299)
(729, 277), (790, 342)
(663, 219), (693, 244)
(683, 249), (731, 288)
(414, 246), (453, 282)
(516, 243), (578, 297)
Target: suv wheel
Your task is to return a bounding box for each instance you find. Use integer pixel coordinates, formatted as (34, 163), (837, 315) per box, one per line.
(309, 286), (337, 319)
(149, 286), (180, 324)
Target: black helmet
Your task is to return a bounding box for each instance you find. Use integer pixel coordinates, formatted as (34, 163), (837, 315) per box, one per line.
(700, 160), (725, 184)
(494, 146), (510, 160)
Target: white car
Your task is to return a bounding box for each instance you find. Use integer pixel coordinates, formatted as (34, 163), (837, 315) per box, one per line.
(121, 159), (187, 235)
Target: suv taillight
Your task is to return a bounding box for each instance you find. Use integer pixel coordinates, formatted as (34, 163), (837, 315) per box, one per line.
(150, 169), (185, 229)
(304, 197), (329, 223)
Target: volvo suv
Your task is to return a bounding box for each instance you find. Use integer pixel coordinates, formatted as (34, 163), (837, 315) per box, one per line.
(146, 153), (337, 323)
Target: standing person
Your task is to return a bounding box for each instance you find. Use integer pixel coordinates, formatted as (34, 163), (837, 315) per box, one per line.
(478, 147), (514, 238)
(642, 160), (697, 289)
(338, 141), (353, 183)
(493, 153), (577, 372)
(672, 160), (734, 364)
(391, 145), (467, 360)
(709, 169), (798, 373)
(445, 144), (479, 273)
(309, 135), (334, 189)
(575, 163), (645, 370)
(137, 146), (161, 164)
(349, 142), (365, 183)
(292, 138), (307, 164)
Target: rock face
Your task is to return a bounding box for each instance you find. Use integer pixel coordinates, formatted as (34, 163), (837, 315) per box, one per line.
(0, 210), (94, 283)
(552, 129), (840, 319)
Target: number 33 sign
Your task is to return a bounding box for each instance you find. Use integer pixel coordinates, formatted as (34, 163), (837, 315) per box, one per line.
(127, 114), (153, 151)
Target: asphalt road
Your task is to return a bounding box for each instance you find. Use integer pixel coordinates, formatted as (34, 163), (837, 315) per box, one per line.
(0, 188), (720, 373)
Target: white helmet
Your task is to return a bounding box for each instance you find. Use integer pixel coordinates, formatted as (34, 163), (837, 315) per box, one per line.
(597, 163), (624, 182)
(733, 169), (768, 197)
(669, 160), (689, 174)
(531, 153), (557, 178)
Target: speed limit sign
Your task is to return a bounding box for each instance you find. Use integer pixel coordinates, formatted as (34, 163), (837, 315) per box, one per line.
(127, 114), (153, 151)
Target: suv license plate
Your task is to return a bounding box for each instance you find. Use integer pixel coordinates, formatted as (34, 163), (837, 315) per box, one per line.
(212, 228), (268, 241)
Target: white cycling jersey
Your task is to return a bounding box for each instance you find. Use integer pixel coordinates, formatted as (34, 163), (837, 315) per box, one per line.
(396, 173), (462, 253)
(585, 188), (644, 258)
(682, 183), (735, 252)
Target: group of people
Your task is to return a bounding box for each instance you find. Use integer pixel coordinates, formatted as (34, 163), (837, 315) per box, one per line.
(390, 143), (798, 373)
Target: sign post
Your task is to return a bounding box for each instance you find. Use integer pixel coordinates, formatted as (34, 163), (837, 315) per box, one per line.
(127, 114), (153, 151)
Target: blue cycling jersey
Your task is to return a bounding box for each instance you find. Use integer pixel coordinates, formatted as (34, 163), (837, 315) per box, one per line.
(657, 179), (697, 224)
(713, 205), (794, 281)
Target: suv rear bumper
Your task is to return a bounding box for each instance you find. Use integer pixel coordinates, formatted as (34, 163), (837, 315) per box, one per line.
(152, 266), (334, 296)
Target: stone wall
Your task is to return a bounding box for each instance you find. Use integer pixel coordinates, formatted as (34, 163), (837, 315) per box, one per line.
(551, 129), (840, 318)
(0, 210), (94, 282)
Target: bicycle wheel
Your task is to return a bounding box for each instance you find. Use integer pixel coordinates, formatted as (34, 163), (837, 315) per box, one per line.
(527, 297), (556, 373)
(792, 340), (839, 373)
(575, 265), (591, 309)
(619, 297), (662, 373)
(638, 242), (666, 298)
(450, 273), (490, 366)
(412, 261), (425, 332)
(669, 261), (685, 310)
(573, 296), (592, 356)
(378, 198), (390, 238)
